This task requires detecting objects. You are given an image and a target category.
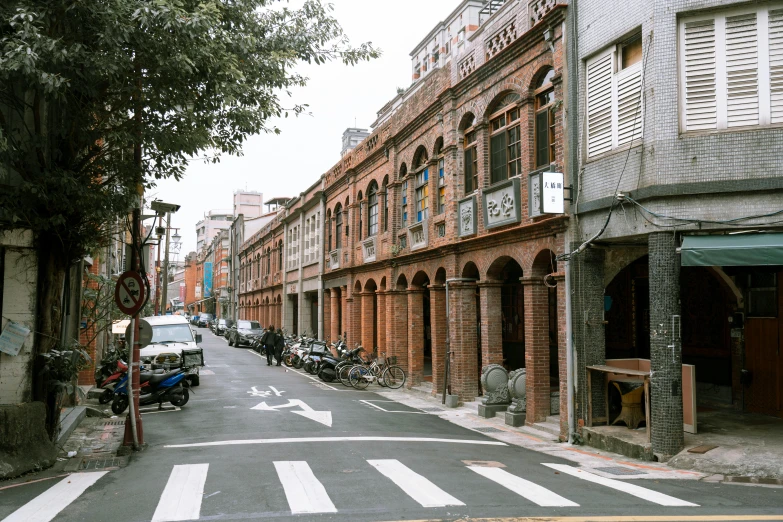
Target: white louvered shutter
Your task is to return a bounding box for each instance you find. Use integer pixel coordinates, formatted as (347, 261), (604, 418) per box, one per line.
(683, 19), (718, 131)
(586, 50), (614, 157)
(616, 62), (643, 145)
(769, 9), (783, 123)
(725, 13), (759, 127)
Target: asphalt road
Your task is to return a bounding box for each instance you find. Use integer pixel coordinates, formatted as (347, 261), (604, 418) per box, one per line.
(2, 330), (782, 522)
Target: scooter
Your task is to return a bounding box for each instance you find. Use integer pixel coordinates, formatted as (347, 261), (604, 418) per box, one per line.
(110, 367), (191, 414)
(95, 360), (128, 404)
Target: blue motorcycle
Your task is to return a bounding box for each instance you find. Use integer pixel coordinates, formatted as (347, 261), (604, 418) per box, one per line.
(111, 367), (191, 414)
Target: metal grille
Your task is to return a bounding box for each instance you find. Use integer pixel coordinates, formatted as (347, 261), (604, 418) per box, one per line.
(593, 466), (646, 476)
(80, 456), (129, 470)
(472, 427), (503, 433)
(102, 421), (125, 426)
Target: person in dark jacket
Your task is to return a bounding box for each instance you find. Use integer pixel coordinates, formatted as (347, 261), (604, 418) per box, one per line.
(260, 326), (274, 366)
(274, 328), (285, 366)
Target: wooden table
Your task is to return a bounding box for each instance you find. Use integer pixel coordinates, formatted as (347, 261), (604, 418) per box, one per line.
(586, 364), (651, 442)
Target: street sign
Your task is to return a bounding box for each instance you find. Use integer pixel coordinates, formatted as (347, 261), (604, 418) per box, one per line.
(115, 271), (147, 316)
(125, 318), (152, 348)
(540, 171), (565, 214)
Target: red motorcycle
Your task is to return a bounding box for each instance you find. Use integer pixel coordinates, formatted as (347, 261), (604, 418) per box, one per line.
(95, 359), (128, 404)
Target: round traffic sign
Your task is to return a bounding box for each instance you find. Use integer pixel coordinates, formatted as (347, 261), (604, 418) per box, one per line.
(114, 271), (147, 316)
(125, 319), (152, 348)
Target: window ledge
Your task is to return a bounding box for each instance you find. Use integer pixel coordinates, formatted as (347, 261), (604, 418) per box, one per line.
(679, 122), (783, 139)
(584, 140), (643, 164)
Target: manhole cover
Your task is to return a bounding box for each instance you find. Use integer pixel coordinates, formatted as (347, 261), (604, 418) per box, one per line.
(593, 466), (646, 476)
(80, 456), (129, 470)
(472, 427), (503, 433)
(419, 407), (443, 412)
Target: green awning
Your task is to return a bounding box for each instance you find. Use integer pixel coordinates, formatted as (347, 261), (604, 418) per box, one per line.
(681, 233), (783, 267)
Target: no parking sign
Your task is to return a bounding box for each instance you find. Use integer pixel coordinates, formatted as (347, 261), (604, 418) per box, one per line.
(114, 271), (147, 316)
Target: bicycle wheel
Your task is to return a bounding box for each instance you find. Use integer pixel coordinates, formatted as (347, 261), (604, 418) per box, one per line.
(337, 363), (353, 387)
(372, 365), (387, 387)
(349, 366), (370, 390)
(382, 366), (406, 389)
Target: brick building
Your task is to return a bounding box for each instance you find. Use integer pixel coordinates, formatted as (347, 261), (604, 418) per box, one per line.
(571, 0), (783, 458)
(319, 0), (570, 426)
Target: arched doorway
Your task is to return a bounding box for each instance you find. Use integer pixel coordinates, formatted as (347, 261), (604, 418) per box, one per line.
(487, 257), (525, 371)
(410, 271), (431, 385)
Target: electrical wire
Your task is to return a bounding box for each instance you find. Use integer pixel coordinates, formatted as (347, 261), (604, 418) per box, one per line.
(625, 195), (783, 228)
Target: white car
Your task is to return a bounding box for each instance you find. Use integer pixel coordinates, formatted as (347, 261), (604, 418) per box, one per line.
(139, 315), (204, 386)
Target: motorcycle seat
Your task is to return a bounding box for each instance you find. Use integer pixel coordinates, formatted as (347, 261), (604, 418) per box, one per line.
(140, 370), (180, 386)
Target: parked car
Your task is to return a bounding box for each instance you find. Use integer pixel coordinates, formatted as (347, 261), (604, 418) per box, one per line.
(139, 315), (204, 386)
(190, 315), (199, 326)
(228, 320), (264, 347)
(197, 313), (214, 328)
(213, 318), (233, 336)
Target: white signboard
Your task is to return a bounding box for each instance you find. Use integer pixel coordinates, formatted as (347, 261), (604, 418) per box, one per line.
(541, 172), (565, 214)
(195, 283), (202, 299)
(0, 321), (31, 356)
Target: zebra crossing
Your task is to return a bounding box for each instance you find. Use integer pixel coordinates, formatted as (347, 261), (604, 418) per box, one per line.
(1, 460), (700, 522)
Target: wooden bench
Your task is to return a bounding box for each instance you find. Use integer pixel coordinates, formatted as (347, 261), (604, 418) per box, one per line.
(586, 364), (651, 442)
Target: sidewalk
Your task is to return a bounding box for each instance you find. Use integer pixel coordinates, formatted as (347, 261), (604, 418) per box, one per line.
(378, 387), (782, 485)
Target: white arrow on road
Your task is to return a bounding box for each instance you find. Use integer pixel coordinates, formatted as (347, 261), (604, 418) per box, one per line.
(251, 399), (332, 427)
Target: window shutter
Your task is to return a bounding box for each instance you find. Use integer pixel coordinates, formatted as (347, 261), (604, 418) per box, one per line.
(683, 19), (718, 131)
(490, 133), (507, 183)
(586, 51), (613, 157)
(725, 13), (759, 127)
(616, 63), (643, 145)
(769, 9), (783, 123)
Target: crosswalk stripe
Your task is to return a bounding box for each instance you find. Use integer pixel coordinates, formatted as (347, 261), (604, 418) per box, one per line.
(467, 466), (579, 507)
(2, 471), (107, 522)
(542, 464), (699, 507)
(368, 459), (465, 508)
(151, 464), (210, 522)
(274, 461), (337, 514)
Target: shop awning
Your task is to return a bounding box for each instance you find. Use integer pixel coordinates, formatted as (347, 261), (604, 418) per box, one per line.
(681, 233), (783, 267)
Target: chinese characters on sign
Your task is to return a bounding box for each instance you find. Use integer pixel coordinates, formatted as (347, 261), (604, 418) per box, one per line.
(482, 178), (521, 229)
(459, 196), (477, 237)
(0, 321), (30, 356)
(541, 172), (565, 214)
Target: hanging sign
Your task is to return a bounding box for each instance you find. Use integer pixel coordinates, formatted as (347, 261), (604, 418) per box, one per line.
(114, 270), (147, 316)
(540, 171), (565, 214)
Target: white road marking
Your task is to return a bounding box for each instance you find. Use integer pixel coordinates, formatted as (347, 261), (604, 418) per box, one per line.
(467, 465), (578, 507)
(274, 461), (337, 514)
(165, 436), (507, 449)
(368, 459), (464, 508)
(293, 410), (333, 427)
(269, 385), (284, 396)
(542, 464), (699, 507)
(151, 464), (210, 522)
(2, 471), (107, 522)
(244, 350), (341, 391)
(250, 399), (332, 427)
(359, 399), (432, 414)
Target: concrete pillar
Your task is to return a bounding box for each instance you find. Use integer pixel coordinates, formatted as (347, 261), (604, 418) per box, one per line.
(449, 282), (479, 400)
(429, 285), (446, 394)
(571, 246), (606, 426)
(361, 292), (376, 353)
(387, 290), (408, 369)
(323, 290), (332, 341)
(523, 276), (550, 424)
(377, 291), (387, 356)
(479, 282), (503, 370)
(407, 288), (426, 387)
(330, 289), (341, 341)
(649, 232), (684, 458)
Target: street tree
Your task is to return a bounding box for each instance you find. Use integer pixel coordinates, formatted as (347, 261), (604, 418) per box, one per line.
(0, 0), (378, 436)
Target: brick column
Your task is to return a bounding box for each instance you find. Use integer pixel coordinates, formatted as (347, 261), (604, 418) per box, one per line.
(649, 232), (684, 458)
(330, 290), (340, 342)
(555, 273), (568, 440)
(387, 290), (408, 370)
(407, 288), (426, 387)
(323, 290), (332, 341)
(340, 286), (348, 341)
(449, 282), (479, 400)
(361, 292), (376, 353)
(429, 285), (446, 395)
(523, 276), (550, 424)
(479, 282), (503, 370)
(571, 246), (606, 426)
(377, 291), (387, 356)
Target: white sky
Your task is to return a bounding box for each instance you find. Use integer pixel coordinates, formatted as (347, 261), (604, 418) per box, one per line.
(152, 0), (459, 255)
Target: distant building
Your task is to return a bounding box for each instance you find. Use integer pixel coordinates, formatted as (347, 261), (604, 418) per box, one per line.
(341, 128), (370, 156)
(195, 209), (233, 251)
(233, 190), (264, 219)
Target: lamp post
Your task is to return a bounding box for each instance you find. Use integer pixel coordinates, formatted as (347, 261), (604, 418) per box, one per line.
(160, 225), (180, 315)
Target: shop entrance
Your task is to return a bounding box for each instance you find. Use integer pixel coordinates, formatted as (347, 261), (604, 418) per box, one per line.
(500, 259), (525, 371)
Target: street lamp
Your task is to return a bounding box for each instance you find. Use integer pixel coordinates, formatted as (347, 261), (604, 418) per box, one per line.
(151, 201), (179, 314)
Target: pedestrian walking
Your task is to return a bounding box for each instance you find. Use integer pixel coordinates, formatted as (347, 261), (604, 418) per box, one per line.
(261, 325), (274, 366)
(274, 328), (285, 366)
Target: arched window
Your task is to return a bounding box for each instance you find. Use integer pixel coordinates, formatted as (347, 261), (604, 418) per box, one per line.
(489, 92), (522, 184)
(367, 182), (379, 236)
(462, 115), (478, 193)
(382, 177), (389, 232)
(327, 210), (333, 251)
(265, 247), (271, 275)
(277, 240), (283, 269)
(413, 150), (429, 222)
(434, 138), (445, 214)
(335, 204), (343, 248)
(400, 164), (408, 227)
(357, 191), (363, 240)
(535, 68), (556, 167)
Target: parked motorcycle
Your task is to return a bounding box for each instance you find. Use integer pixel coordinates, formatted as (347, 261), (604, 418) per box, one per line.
(110, 357), (193, 414)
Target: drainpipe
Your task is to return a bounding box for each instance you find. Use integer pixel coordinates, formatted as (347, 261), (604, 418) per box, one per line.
(443, 277), (479, 404)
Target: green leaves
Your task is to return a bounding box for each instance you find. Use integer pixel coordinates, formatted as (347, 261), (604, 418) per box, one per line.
(0, 0), (378, 260)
